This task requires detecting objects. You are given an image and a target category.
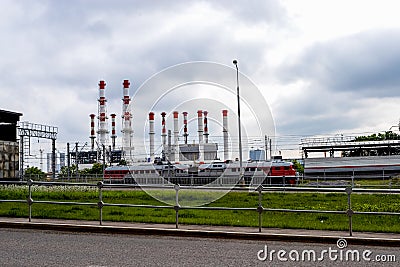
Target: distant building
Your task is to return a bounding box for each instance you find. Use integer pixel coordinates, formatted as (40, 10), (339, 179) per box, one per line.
(47, 152), (66, 174)
(178, 143), (218, 162)
(0, 109), (22, 179)
(249, 149), (265, 161)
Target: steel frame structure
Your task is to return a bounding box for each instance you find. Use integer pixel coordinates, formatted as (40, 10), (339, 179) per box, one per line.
(18, 122), (58, 179)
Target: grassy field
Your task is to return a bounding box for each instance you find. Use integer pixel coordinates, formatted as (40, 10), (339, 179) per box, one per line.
(0, 184), (399, 233)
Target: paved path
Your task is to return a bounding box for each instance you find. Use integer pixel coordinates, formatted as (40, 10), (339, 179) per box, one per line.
(1, 217), (399, 246)
(1, 227), (399, 266)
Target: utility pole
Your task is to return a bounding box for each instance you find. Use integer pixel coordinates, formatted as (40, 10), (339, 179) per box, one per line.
(233, 59), (244, 185)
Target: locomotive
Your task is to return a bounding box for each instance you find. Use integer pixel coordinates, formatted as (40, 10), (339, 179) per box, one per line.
(103, 157), (297, 186)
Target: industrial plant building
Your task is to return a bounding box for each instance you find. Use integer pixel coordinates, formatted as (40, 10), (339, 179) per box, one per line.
(1, 80), (270, 180)
(0, 109), (22, 179)
(86, 80), (230, 165)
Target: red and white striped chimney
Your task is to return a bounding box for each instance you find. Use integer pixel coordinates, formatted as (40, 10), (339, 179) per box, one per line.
(173, 111), (179, 162)
(203, 110), (209, 144)
(90, 114), (96, 151)
(222, 110), (229, 161)
(111, 114), (117, 150)
(183, 111), (188, 144)
(149, 112), (155, 161)
(197, 110), (204, 162)
(161, 112), (167, 156)
(121, 80), (133, 154)
(197, 110), (204, 144)
(97, 80), (109, 146)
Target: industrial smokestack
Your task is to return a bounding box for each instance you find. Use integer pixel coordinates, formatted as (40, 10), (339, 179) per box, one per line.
(168, 130), (172, 161)
(161, 112), (167, 158)
(149, 112), (155, 162)
(121, 80), (133, 159)
(197, 110), (204, 162)
(222, 109), (229, 161)
(183, 111), (188, 144)
(203, 110), (209, 144)
(111, 114), (117, 150)
(197, 110), (204, 144)
(97, 80), (109, 146)
(90, 114), (96, 151)
(173, 111), (179, 162)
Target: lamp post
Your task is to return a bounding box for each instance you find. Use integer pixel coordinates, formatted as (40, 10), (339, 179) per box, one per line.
(233, 59), (244, 185)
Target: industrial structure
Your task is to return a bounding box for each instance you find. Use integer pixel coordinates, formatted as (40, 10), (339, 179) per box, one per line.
(0, 109), (22, 179)
(121, 80), (134, 160)
(71, 80), (134, 167)
(301, 135), (400, 177)
(97, 80), (109, 147)
(80, 80), (235, 166)
(0, 109), (59, 180)
(146, 110), (225, 163)
(18, 121), (58, 178)
(3, 76), (398, 182)
(46, 152), (65, 173)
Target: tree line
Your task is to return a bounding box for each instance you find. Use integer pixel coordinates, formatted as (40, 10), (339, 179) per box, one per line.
(342, 131), (400, 157)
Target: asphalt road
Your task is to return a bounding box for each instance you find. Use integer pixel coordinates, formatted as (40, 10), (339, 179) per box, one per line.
(0, 228), (398, 267)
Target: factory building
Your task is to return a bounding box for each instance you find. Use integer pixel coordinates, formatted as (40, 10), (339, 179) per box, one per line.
(86, 80), (235, 165)
(148, 110), (227, 163)
(179, 143), (218, 162)
(0, 109), (22, 179)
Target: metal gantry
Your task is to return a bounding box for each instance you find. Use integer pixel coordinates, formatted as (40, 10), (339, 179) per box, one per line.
(18, 122), (58, 179)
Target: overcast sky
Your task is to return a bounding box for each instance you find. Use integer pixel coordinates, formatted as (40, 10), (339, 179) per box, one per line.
(2, 0), (400, 162)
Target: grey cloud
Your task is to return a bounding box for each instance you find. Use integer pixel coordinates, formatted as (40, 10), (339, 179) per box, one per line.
(1, 0), (288, 146)
(212, 0), (288, 25)
(272, 86), (367, 136)
(279, 29), (400, 98)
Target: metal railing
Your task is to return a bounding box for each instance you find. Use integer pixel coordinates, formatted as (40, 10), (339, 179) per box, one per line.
(17, 173), (400, 189)
(299, 175), (400, 189)
(1, 180), (400, 237)
(18, 174), (298, 187)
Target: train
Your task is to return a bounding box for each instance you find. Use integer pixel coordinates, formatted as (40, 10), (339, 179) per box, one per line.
(103, 157), (298, 186)
(304, 155), (400, 178)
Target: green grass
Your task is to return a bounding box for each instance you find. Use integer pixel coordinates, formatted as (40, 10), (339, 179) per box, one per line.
(0, 185), (399, 233)
(300, 177), (400, 189)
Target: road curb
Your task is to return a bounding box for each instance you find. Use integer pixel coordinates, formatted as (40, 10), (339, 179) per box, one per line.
(1, 220), (400, 247)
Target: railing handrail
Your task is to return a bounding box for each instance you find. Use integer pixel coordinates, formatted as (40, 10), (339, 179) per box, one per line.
(1, 180), (400, 236)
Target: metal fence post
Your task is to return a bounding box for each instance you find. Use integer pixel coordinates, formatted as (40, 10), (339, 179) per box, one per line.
(27, 179), (33, 222)
(97, 181), (104, 225)
(174, 184), (180, 229)
(346, 187), (353, 236)
(257, 185), (264, 232)
(283, 176), (286, 190)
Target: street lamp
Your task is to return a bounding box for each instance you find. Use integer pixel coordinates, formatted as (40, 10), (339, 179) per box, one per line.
(233, 59), (244, 185)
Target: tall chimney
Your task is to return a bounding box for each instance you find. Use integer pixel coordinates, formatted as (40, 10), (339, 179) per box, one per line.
(97, 80), (109, 147)
(197, 110), (204, 144)
(149, 112), (155, 162)
(111, 114), (117, 150)
(121, 80), (133, 158)
(197, 110), (204, 162)
(203, 110), (209, 144)
(161, 112), (167, 158)
(90, 114), (96, 151)
(183, 111), (188, 144)
(173, 111), (179, 162)
(222, 110), (229, 161)
(168, 130), (172, 161)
